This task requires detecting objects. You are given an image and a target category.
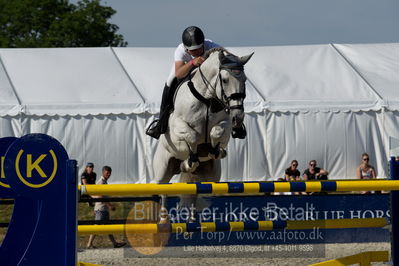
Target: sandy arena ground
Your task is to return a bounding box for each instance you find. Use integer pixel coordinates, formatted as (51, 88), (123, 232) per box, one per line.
(78, 242), (390, 266)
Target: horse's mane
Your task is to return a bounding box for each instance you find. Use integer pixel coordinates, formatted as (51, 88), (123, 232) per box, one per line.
(203, 47), (228, 59)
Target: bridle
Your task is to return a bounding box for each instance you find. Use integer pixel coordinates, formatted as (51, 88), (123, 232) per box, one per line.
(188, 52), (247, 114)
(186, 51), (247, 143)
(218, 62), (247, 113)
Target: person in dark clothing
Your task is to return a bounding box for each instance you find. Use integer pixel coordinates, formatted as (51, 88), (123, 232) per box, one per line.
(303, 160), (329, 180)
(81, 162), (97, 206)
(285, 160), (301, 181)
(81, 162), (97, 185)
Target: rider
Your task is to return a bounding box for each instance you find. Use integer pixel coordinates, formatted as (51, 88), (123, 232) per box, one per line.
(146, 26), (223, 139)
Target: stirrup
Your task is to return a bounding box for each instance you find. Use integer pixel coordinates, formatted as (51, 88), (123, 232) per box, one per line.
(146, 120), (161, 139)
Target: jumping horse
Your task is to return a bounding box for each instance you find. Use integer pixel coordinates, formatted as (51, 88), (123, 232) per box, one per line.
(152, 48), (253, 222)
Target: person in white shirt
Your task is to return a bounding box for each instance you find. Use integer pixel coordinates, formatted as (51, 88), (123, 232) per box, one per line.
(146, 26), (220, 139)
(356, 153), (377, 194)
(86, 166), (126, 249)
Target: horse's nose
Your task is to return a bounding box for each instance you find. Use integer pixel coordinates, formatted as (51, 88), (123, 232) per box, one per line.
(232, 113), (244, 127)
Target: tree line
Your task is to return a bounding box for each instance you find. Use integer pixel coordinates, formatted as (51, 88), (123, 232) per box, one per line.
(0, 0), (127, 47)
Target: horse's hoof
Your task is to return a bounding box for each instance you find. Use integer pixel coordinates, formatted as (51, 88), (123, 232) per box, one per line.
(181, 160), (199, 173)
(208, 153), (216, 160)
(208, 149), (220, 160)
(208, 148), (227, 160)
(189, 161), (199, 172)
(220, 149), (227, 159)
(208, 151), (222, 160)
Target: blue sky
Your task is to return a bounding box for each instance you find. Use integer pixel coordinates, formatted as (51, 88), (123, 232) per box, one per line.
(73, 0), (399, 47)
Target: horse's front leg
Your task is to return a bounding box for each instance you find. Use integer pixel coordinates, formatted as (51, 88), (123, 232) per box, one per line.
(208, 120), (230, 160)
(172, 117), (200, 173)
(152, 144), (180, 224)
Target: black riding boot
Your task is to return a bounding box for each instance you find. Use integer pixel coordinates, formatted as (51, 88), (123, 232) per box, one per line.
(146, 80), (177, 139)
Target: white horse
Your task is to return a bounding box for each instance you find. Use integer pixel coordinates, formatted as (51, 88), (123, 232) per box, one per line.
(152, 48), (253, 222)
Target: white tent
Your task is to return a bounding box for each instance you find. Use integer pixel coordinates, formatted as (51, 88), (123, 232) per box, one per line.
(1, 43), (399, 183)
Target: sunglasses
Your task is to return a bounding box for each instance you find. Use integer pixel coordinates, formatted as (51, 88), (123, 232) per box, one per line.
(292, 164), (298, 166)
(363, 158), (369, 161)
(310, 164), (316, 166)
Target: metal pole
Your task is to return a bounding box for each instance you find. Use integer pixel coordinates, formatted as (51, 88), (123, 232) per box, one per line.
(390, 156), (399, 265)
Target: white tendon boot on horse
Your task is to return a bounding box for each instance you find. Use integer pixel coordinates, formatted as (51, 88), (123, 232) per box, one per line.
(208, 122), (229, 160)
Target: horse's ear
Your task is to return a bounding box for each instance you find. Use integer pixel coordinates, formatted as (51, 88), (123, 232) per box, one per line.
(239, 52), (254, 65)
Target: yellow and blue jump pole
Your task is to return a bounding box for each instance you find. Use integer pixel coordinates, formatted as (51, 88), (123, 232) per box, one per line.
(78, 218), (388, 235)
(81, 179), (399, 196)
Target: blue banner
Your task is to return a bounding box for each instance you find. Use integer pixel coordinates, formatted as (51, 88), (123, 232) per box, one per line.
(160, 194), (390, 245)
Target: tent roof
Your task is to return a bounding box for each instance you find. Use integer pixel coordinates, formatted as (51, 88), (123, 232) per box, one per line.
(0, 47), (145, 116)
(1, 43), (398, 116)
(334, 43), (399, 111)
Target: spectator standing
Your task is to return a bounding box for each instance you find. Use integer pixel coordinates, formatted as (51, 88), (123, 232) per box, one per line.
(81, 162), (97, 185)
(80, 163), (97, 206)
(86, 166), (126, 249)
(303, 160), (329, 181)
(285, 160), (301, 181)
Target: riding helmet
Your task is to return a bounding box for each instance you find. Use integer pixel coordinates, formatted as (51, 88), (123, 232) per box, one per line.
(182, 26), (205, 50)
